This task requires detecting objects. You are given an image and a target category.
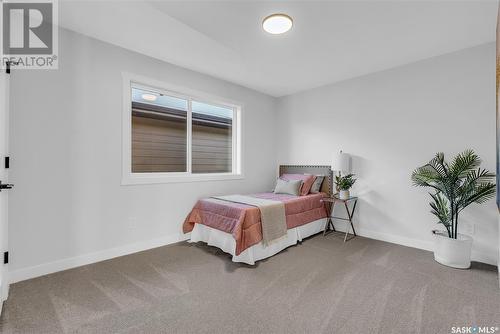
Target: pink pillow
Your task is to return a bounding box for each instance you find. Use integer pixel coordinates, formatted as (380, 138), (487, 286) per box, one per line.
(280, 174), (317, 196)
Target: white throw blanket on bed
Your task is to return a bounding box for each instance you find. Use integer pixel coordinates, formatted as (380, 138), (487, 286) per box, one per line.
(211, 195), (287, 246)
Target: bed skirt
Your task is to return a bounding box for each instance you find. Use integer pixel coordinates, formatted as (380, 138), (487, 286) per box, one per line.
(188, 218), (327, 265)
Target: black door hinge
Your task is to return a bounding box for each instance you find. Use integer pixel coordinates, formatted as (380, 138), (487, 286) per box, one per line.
(4, 156), (9, 169)
(3, 252), (8, 264)
(5, 61), (19, 74)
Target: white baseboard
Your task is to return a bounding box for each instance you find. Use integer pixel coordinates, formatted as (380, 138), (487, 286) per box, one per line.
(9, 233), (190, 284)
(355, 227), (434, 252)
(333, 225), (497, 266)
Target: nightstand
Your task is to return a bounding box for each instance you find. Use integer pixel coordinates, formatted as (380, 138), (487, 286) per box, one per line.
(320, 195), (358, 242)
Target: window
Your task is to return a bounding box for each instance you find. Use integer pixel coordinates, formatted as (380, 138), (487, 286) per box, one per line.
(191, 101), (233, 174)
(122, 74), (242, 184)
(131, 86), (188, 173)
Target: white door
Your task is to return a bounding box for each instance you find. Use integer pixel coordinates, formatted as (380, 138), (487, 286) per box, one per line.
(0, 68), (12, 313)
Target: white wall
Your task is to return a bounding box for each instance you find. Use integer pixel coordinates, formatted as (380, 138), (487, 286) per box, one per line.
(277, 43), (498, 265)
(8, 29), (277, 281)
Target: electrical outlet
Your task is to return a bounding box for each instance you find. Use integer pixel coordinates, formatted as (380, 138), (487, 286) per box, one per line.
(461, 222), (475, 236)
(128, 217), (138, 229)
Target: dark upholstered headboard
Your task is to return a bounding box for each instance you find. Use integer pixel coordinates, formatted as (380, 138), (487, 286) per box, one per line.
(278, 165), (333, 196)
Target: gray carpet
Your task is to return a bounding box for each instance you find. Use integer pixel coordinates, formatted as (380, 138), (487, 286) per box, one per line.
(0, 234), (499, 334)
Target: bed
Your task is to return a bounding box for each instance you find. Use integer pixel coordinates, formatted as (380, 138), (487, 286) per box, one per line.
(183, 165), (333, 264)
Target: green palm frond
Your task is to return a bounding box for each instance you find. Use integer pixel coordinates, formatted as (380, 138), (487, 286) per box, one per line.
(456, 168), (496, 210)
(411, 165), (445, 191)
(465, 183), (496, 205)
(429, 192), (450, 223)
(428, 152), (449, 179)
(450, 149), (480, 178)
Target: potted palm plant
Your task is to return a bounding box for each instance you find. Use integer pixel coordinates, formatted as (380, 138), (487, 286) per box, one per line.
(411, 150), (495, 269)
(335, 174), (357, 200)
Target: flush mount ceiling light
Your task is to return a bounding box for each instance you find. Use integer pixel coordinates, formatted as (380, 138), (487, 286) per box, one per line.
(141, 93), (158, 102)
(262, 13), (293, 35)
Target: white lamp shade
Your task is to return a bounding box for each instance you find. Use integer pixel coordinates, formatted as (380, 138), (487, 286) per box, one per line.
(332, 151), (350, 174)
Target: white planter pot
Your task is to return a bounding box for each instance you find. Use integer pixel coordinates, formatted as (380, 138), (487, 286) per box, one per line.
(432, 230), (473, 269)
(339, 190), (350, 200)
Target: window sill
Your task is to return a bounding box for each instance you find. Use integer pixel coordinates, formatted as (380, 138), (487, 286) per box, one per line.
(121, 173), (244, 185)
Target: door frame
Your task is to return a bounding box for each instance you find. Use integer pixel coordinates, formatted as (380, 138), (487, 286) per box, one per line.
(0, 63), (11, 313)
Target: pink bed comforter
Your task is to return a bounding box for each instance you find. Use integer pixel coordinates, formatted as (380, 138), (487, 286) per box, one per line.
(183, 192), (328, 255)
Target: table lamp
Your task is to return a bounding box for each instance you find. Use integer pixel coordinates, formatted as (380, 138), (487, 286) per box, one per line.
(332, 150), (350, 177)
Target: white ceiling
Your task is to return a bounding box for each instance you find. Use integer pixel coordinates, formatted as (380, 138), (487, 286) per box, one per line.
(59, 0), (498, 97)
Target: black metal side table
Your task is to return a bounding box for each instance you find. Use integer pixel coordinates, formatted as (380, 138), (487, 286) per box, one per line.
(320, 195), (358, 242)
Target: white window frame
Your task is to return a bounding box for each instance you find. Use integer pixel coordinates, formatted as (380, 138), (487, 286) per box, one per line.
(122, 72), (244, 185)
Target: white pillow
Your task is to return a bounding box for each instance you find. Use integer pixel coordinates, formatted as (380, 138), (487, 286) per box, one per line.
(273, 178), (302, 196)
